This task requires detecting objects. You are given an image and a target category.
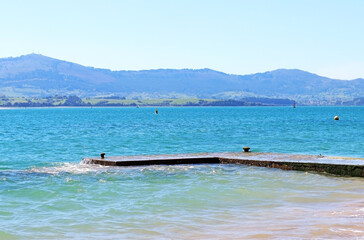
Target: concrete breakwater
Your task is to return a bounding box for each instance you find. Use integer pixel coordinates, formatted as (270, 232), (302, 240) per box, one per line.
(82, 152), (364, 177)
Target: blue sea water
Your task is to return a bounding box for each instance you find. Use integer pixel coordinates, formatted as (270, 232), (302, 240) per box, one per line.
(1, 106), (364, 239)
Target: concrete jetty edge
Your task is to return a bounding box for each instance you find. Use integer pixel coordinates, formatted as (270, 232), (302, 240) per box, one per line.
(82, 152), (364, 177)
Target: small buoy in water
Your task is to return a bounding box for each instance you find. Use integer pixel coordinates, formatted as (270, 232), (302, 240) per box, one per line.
(243, 147), (250, 152)
(334, 116), (339, 120)
(155, 109), (158, 114)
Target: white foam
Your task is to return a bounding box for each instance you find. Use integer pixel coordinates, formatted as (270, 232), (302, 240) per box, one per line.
(27, 162), (199, 175)
(28, 162), (111, 175)
(331, 227), (364, 233)
(139, 165), (195, 172)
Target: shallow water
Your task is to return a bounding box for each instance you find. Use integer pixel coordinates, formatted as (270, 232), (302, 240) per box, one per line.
(1, 107), (364, 239)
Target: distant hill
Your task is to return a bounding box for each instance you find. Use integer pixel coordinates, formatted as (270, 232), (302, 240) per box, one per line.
(1, 54), (364, 104)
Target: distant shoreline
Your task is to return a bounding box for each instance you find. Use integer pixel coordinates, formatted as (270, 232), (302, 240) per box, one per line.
(0, 105), (275, 109)
(1, 96), (362, 108)
(0, 96), (297, 108)
(0, 105), (361, 110)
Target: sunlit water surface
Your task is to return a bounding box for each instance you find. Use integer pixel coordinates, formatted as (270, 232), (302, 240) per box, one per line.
(1, 107), (364, 239)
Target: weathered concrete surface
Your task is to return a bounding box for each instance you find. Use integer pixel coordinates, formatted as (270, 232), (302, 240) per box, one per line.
(82, 152), (364, 177)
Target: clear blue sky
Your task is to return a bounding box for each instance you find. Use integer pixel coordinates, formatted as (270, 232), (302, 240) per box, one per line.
(1, 0), (363, 79)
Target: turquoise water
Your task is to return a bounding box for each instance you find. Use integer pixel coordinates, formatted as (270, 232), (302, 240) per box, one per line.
(1, 107), (364, 239)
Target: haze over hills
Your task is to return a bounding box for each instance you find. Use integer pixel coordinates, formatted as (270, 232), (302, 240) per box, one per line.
(1, 54), (364, 104)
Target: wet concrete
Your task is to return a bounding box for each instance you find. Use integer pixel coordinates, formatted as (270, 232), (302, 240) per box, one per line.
(82, 152), (364, 177)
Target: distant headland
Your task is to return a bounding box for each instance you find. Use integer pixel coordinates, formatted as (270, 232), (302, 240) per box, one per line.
(1, 54), (364, 106)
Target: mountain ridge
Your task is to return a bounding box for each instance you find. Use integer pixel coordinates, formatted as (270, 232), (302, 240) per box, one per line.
(1, 54), (364, 104)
